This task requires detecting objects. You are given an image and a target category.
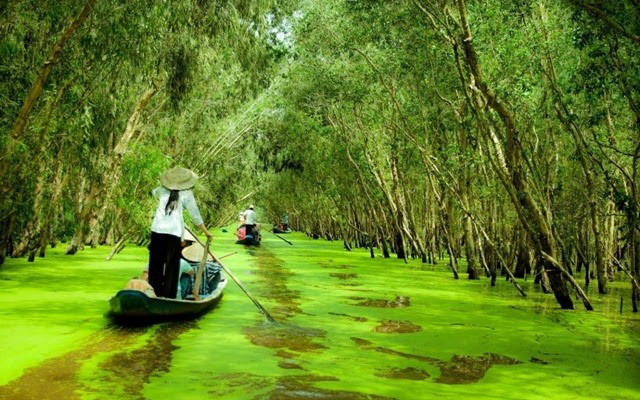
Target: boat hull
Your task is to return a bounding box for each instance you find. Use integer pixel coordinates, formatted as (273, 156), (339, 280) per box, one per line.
(108, 278), (226, 322)
(272, 228), (291, 234)
(235, 237), (261, 245)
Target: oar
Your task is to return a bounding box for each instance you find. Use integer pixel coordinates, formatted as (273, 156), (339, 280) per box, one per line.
(271, 231), (293, 246)
(186, 226), (277, 323)
(192, 237), (211, 301)
(218, 251), (237, 260)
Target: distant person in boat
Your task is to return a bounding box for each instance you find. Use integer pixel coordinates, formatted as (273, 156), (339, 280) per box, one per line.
(281, 213), (289, 231)
(243, 205), (257, 238)
(237, 212), (246, 240)
(149, 167), (213, 298)
(238, 212), (246, 226)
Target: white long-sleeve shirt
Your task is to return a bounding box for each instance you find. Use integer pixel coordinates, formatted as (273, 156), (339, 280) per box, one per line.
(150, 187), (204, 239)
(243, 209), (256, 225)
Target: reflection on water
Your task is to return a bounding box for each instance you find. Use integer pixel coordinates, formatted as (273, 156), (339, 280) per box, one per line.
(330, 273), (358, 280)
(351, 337), (522, 384)
(0, 320), (198, 399)
(349, 295), (411, 308)
(98, 321), (196, 397)
(261, 374), (393, 400)
(375, 367), (430, 380)
(434, 353), (522, 384)
(0, 326), (146, 399)
(328, 312), (368, 322)
(372, 320), (422, 333)
(239, 247), (395, 399)
(250, 248), (302, 319)
(243, 323), (327, 352)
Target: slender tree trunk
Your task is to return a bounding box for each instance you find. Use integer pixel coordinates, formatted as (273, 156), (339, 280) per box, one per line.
(452, 0), (581, 308)
(0, 0), (97, 187)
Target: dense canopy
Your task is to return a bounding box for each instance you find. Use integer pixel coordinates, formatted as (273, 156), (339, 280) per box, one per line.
(1, 0), (640, 312)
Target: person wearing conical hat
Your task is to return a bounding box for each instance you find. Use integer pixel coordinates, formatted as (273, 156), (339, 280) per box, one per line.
(179, 244), (220, 299)
(148, 167), (212, 298)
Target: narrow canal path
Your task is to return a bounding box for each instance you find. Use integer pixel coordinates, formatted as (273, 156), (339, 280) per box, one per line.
(0, 231), (639, 399)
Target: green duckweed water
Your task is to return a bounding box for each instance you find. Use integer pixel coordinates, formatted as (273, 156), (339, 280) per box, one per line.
(0, 231), (639, 399)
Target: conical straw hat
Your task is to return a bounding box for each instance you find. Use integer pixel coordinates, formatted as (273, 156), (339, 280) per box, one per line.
(181, 244), (213, 262)
(160, 167), (198, 190)
(183, 229), (197, 242)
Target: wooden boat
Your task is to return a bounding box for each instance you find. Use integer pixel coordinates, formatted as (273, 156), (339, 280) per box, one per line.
(109, 276), (227, 321)
(236, 236), (261, 245)
(272, 227), (292, 234)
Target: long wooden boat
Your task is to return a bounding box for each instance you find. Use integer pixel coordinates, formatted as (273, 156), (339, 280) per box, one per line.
(235, 236), (261, 245)
(109, 276), (227, 321)
(272, 227), (292, 234)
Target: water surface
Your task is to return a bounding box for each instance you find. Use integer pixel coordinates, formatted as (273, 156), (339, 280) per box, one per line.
(0, 232), (639, 399)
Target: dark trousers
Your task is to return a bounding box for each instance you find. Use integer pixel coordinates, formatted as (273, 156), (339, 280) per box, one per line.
(245, 224), (255, 237)
(148, 232), (181, 298)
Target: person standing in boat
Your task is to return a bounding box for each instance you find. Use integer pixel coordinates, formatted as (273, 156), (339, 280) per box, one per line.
(149, 167), (212, 298)
(281, 213), (289, 231)
(243, 205), (257, 238)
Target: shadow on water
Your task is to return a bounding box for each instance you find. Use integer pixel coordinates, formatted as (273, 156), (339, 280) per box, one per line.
(372, 320), (422, 333)
(243, 247), (327, 355)
(257, 374), (393, 399)
(374, 367), (430, 381)
(328, 312), (368, 322)
(329, 273), (358, 280)
(0, 320), (197, 400)
(348, 295), (411, 308)
(97, 320), (196, 397)
(0, 325), (145, 400)
(234, 246), (393, 399)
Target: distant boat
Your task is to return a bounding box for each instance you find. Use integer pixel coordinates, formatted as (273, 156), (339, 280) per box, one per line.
(272, 227), (291, 234)
(108, 276), (227, 322)
(236, 234), (261, 246)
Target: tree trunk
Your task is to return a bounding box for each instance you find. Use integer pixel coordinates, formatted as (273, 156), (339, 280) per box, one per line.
(0, 0), (97, 185)
(452, 0), (580, 308)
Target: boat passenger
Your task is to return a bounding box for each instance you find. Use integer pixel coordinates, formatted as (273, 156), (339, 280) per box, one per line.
(176, 258), (195, 299)
(125, 270), (156, 297)
(149, 167), (212, 298)
(238, 212), (246, 226)
(140, 261), (193, 299)
(180, 244), (222, 298)
(281, 213), (289, 231)
(243, 205), (257, 237)
(237, 212), (246, 240)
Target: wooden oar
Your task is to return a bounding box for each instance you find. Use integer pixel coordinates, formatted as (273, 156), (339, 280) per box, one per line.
(218, 251), (237, 260)
(192, 237), (211, 301)
(271, 231), (293, 246)
(186, 226), (277, 323)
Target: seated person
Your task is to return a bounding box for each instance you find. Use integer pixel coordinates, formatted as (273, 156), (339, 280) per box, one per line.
(176, 259), (195, 299)
(237, 225), (246, 240)
(139, 261), (194, 299)
(180, 244), (222, 299)
(125, 269), (156, 297)
(183, 229), (198, 247)
(252, 223), (261, 240)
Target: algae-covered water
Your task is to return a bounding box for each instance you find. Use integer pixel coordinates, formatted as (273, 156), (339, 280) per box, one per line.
(0, 231), (639, 399)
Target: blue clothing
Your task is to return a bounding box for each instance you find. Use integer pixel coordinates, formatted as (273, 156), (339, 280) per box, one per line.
(180, 261), (222, 299)
(175, 259), (194, 299)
